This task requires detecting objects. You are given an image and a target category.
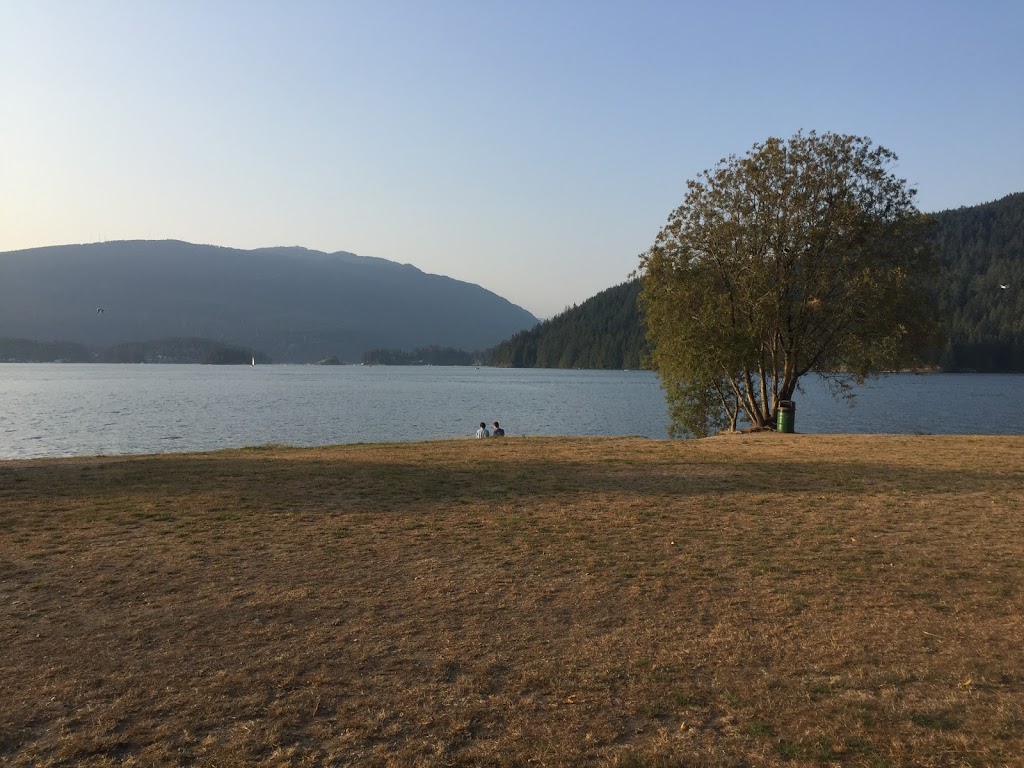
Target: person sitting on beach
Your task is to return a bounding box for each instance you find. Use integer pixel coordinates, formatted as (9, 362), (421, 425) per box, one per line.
(475, 422), (490, 438)
(491, 421), (505, 437)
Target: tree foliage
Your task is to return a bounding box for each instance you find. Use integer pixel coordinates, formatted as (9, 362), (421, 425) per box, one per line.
(639, 131), (938, 436)
(478, 192), (1019, 376)
(482, 193), (1020, 375)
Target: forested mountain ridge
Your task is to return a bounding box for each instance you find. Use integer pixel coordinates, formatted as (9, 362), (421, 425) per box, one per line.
(487, 280), (646, 369)
(0, 240), (538, 363)
(489, 192), (1024, 371)
(932, 192), (1024, 369)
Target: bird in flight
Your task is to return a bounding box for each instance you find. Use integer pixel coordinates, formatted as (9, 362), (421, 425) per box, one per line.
(96, 307), (106, 314)
(999, 284), (1008, 290)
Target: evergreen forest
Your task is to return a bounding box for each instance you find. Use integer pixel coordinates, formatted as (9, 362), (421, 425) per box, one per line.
(486, 280), (647, 369)
(487, 192), (1024, 372)
(931, 192), (1024, 370)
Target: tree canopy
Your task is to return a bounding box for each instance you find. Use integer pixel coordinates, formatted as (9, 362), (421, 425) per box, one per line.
(639, 131), (938, 436)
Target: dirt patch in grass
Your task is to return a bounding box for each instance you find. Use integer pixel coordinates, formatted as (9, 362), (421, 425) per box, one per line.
(2, 435), (1022, 766)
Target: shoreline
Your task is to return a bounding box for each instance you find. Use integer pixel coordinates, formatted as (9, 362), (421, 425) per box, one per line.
(4, 429), (1024, 464)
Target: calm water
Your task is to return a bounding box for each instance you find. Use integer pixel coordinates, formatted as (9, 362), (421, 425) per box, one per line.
(0, 364), (1021, 459)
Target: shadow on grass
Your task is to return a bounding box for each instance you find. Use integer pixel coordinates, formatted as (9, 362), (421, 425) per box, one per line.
(2, 438), (1021, 520)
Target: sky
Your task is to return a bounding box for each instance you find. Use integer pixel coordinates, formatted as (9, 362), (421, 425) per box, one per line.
(1, 1), (1022, 318)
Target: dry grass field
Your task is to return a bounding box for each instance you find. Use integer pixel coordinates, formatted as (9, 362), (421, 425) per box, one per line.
(1, 434), (1022, 767)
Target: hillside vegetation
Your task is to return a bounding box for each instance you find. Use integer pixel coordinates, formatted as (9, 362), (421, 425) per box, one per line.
(932, 192), (1024, 370)
(488, 280), (647, 369)
(490, 193), (1024, 371)
(2, 435), (1022, 766)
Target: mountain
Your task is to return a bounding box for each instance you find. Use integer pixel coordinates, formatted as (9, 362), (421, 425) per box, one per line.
(0, 240), (538, 363)
(487, 280), (647, 369)
(930, 192), (1024, 370)
(488, 193), (1024, 372)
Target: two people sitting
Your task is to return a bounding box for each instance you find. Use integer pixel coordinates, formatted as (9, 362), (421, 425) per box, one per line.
(475, 421), (505, 438)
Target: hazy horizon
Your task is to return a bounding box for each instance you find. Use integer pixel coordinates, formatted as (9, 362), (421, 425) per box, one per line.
(2, 1), (1021, 317)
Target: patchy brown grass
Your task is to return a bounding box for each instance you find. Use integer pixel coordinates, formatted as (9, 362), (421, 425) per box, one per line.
(1, 434), (1022, 767)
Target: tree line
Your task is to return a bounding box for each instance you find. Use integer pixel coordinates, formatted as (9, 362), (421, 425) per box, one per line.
(0, 337), (270, 364)
(7, 189), (1014, 374)
(362, 346), (481, 366)
(485, 280), (647, 369)
(488, 191), (1023, 374)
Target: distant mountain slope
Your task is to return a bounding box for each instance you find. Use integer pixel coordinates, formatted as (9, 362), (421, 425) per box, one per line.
(487, 280), (647, 369)
(931, 192), (1024, 370)
(489, 193), (1024, 371)
(0, 240), (538, 362)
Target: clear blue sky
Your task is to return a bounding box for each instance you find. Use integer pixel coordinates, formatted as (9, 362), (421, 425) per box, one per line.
(2, 1), (1021, 318)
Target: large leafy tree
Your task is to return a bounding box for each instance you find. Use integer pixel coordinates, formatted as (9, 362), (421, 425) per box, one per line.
(639, 131), (938, 437)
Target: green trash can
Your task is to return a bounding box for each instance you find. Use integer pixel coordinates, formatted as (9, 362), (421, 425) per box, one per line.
(777, 400), (795, 433)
